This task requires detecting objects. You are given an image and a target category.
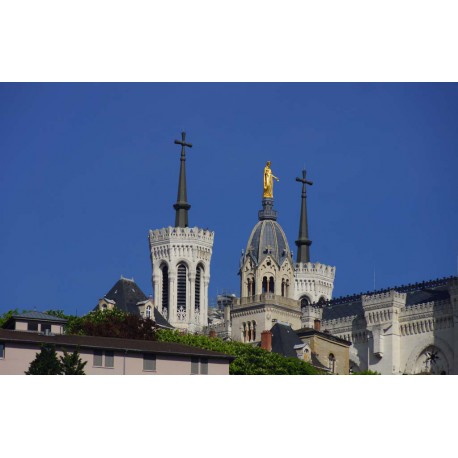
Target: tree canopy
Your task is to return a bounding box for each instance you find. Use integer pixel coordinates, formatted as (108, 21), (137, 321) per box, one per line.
(45, 308), (157, 341)
(25, 344), (87, 375)
(156, 329), (322, 375)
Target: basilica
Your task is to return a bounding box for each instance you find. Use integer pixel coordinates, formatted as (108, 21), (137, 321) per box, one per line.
(144, 132), (458, 375)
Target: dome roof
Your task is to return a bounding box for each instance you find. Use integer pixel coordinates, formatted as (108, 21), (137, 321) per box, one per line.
(245, 219), (291, 266)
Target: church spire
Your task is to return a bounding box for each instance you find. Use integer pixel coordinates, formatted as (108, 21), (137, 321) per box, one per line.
(295, 169), (313, 263)
(173, 131), (192, 228)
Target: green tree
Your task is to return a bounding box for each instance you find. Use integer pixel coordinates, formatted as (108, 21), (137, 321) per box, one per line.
(156, 329), (322, 375)
(0, 308), (24, 327)
(25, 344), (63, 375)
(64, 309), (157, 340)
(351, 370), (380, 375)
(60, 348), (87, 375)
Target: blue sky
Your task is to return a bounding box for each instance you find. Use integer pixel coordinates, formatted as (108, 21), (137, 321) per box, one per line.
(0, 83), (457, 316)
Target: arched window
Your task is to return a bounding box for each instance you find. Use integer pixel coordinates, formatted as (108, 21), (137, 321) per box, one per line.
(146, 305), (151, 319)
(269, 277), (274, 293)
(329, 353), (336, 373)
(177, 263), (187, 320)
(252, 321), (256, 341)
(252, 279), (256, 296)
(281, 279), (285, 297)
(262, 276), (268, 293)
(300, 296), (310, 308)
(195, 265), (202, 312)
(161, 264), (169, 315)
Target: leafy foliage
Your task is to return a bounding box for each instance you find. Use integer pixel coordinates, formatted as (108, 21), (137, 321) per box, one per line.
(62, 309), (157, 340)
(25, 344), (63, 375)
(0, 308), (22, 327)
(60, 348), (87, 375)
(156, 329), (322, 375)
(351, 370), (380, 375)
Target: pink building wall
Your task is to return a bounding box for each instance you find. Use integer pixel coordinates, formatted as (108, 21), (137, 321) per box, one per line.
(0, 342), (230, 375)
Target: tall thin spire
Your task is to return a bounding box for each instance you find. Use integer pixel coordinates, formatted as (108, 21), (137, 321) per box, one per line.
(295, 169), (313, 263)
(173, 132), (192, 228)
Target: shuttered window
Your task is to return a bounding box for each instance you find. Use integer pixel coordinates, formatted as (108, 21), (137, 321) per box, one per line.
(105, 351), (114, 368)
(143, 354), (156, 371)
(93, 350), (103, 367)
(201, 358), (208, 375)
(191, 357), (199, 374)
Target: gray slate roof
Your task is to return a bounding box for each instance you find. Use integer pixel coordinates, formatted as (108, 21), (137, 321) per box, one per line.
(322, 276), (455, 321)
(99, 278), (173, 329)
(12, 311), (68, 322)
(245, 220), (291, 267)
(270, 323), (304, 358)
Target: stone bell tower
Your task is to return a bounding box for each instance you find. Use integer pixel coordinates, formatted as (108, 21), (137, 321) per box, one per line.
(148, 132), (214, 333)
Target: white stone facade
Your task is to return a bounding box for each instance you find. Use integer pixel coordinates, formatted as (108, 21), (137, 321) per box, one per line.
(321, 277), (458, 374)
(149, 226), (214, 333)
(294, 261), (335, 304)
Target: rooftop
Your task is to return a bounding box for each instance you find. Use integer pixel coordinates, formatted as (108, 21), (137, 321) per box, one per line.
(321, 276), (456, 321)
(0, 329), (234, 360)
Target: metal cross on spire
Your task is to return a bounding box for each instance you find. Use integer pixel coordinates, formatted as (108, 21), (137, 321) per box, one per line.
(173, 131), (193, 228)
(174, 131), (193, 157)
(295, 169), (313, 263)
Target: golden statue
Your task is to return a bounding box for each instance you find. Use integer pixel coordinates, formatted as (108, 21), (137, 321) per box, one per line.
(263, 161), (279, 198)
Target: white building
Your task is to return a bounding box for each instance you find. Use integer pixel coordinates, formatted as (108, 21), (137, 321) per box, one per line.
(212, 163), (458, 374)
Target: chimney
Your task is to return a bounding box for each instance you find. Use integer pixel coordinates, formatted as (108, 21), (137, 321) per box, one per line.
(314, 319), (321, 331)
(209, 329), (217, 338)
(261, 330), (272, 352)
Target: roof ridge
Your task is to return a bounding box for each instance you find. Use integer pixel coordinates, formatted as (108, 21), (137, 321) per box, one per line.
(325, 275), (457, 307)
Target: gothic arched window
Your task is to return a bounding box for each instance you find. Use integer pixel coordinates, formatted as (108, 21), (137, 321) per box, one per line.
(262, 276), (268, 294)
(300, 296), (310, 308)
(161, 263), (169, 315)
(195, 265), (202, 312)
(177, 263), (187, 320)
(269, 277), (274, 293)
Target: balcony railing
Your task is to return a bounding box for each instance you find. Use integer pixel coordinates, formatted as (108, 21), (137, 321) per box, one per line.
(234, 293), (300, 310)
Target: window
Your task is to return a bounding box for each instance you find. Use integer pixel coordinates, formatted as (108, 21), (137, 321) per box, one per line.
(191, 357), (199, 374)
(94, 350), (114, 368)
(93, 350), (103, 367)
(143, 353), (157, 371)
(161, 263), (169, 313)
(177, 264), (187, 315)
(201, 358), (208, 375)
(41, 323), (51, 334)
(195, 265), (202, 312)
(0, 342), (4, 359)
(105, 351), (114, 368)
(191, 357), (209, 375)
(329, 353), (336, 374)
(146, 305), (151, 319)
(262, 276), (268, 293)
(28, 322), (38, 332)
